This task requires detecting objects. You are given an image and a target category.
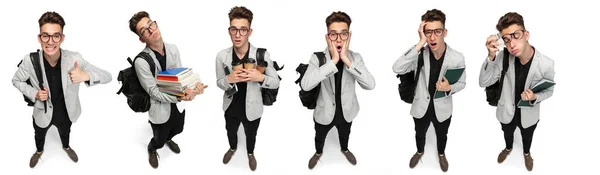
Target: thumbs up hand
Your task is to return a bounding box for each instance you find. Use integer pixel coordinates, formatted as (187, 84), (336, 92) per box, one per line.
(69, 61), (89, 83)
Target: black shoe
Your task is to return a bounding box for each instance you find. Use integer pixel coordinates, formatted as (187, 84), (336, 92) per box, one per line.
(166, 140), (181, 154)
(149, 151), (159, 168)
(29, 151), (43, 168)
(63, 147), (78, 162)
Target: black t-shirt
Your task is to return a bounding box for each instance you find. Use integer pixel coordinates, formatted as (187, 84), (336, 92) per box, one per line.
(425, 48), (446, 116)
(43, 52), (69, 124)
(225, 47), (250, 120)
(514, 49), (534, 116)
(333, 61), (345, 124)
(151, 45), (167, 71)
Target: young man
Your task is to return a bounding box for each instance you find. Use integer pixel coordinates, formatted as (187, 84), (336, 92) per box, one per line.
(128, 11), (207, 169)
(215, 6), (280, 171)
(479, 12), (555, 171)
(392, 9), (466, 172)
(301, 11), (375, 170)
(12, 11), (112, 168)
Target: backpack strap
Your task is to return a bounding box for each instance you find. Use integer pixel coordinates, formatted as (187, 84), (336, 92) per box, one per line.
(30, 49), (47, 113)
(313, 52), (326, 67)
(256, 48), (267, 65)
(414, 47), (425, 81)
(497, 48), (510, 95)
(136, 52), (156, 76)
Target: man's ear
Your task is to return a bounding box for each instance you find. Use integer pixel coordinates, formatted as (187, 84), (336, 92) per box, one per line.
(139, 37), (146, 43)
(524, 30), (530, 41)
(248, 28), (253, 37)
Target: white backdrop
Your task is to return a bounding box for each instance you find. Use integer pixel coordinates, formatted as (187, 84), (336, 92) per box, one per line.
(0, 0), (597, 175)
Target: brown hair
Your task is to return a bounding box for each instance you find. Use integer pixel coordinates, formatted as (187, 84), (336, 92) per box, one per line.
(496, 12), (525, 32)
(421, 9), (446, 27)
(38, 12), (65, 31)
(326, 11), (351, 28)
(129, 11), (150, 35)
(229, 6), (253, 26)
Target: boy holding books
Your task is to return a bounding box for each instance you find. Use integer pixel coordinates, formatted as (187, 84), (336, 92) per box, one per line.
(479, 12), (555, 171)
(392, 9), (466, 172)
(128, 11), (207, 168)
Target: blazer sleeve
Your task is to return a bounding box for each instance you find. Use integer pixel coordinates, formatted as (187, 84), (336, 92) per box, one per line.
(134, 57), (178, 103)
(300, 53), (338, 91)
(345, 52), (375, 90)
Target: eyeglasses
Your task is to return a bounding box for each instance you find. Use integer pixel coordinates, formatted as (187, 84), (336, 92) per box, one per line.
(424, 28), (444, 37)
(140, 21), (158, 37)
(501, 30), (525, 43)
(228, 27), (250, 36)
(327, 31), (349, 41)
(38, 33), (63, 43)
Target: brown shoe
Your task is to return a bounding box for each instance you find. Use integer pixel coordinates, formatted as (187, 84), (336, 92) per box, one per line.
(524, 153), (534, 171)
(342, 150), (357, 165)
(248, 154), (257, 171)
(29, 151), (43, 168)
(222, 149), (236, 164)
(438, 154), (449, 172)
(148, 151), (159, 168)
(63, 147), (78, 162)
(166, 140), (180, 154)
(308, 153), (321, 169)
(497, 149), (512, 163)
(409, 152), (423, 168)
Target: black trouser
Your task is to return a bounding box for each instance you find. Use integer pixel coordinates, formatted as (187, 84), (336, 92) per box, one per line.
(413, 110), (452, 154)
(314, 120), (352, 154)
(501, 109), (537, 154)
(225, 114), (261, 154)
(148, 104), (185, 152)
(33, 117), (72, 152)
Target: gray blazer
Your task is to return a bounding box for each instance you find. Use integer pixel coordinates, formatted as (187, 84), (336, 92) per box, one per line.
(479, 48), (555, 128)
(134, 43), (182, 124)
(215, 45), (280, 121)
(392, 45), (466, 122)
(300, 49), (375, 125)
(12, 49), (112, 128)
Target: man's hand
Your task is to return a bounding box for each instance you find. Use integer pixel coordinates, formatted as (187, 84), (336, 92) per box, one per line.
(242, 69), (265, 82)
(436, 77), (451, 92)
(340, 32), (352, 67)
(521, 88), (537, 101)
(326, 34), (340, 64)
(486, 35), (500, 61)
(69, 61), (90, 83)
(226, 69), (250, 83)
(193, 82), (208, 95)
(36, 87), (48, 101)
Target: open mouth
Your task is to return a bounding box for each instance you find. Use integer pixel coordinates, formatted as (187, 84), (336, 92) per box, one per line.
(336, 46), (342, 52)
(430, 42), (438, 48)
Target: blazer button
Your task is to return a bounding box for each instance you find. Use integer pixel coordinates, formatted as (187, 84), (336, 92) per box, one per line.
(426, 97), (430, 100)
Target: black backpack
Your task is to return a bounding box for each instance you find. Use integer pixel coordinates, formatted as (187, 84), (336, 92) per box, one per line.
(295, 52), (326, 109)
(256, 48), (284, 106)
(485, 48), (510, 106)
(396, 48), (424, 104)
(17, 50), (47, 112)
(116, 52), (156, 112)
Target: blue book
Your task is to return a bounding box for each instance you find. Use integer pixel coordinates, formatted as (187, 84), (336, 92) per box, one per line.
(158, 68), (190, 77)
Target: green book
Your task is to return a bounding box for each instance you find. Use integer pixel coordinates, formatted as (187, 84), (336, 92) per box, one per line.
(517, 79), (555, 108)
(434, 67), (465, 99)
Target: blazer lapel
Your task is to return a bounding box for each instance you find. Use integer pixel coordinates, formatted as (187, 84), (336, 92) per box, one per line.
(438, 46), (450, 81)
(423, 47), (431, 90)
(60, 49), (69, 98)
(524, 50), (540, 90)
(144, 47), (163, 73)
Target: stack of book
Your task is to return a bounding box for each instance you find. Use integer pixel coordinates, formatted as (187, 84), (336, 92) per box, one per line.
(157, 67), (201, 96)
